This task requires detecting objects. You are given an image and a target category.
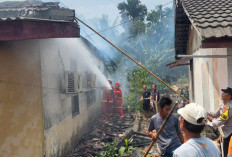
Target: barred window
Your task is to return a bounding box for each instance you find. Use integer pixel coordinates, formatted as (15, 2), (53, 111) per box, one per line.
(72, 95), (79, 117)
(86, 89), (96, 107)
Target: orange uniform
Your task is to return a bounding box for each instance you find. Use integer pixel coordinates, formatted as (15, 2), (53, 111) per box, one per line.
(114, 84), (124, 118)
(228, 136), (232, 157)
(102, 86), (114, 115)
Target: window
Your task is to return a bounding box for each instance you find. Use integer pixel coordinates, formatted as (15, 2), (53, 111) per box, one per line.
(86, 89), (96, 107)
(72, 95), (79, 117)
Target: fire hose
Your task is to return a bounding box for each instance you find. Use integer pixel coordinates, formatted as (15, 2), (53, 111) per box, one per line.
(75, 17), (190, 157)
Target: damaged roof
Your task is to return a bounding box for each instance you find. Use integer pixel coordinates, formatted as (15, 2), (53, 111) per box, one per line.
(0, 1), (79, 41)
(0, 1), (74, 22)
(182, 0), (232, 39)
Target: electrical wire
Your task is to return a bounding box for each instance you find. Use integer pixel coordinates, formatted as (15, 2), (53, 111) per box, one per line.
(76, 17), (189, 103)
(0, 79), (104, 91)
(0, 1), (173, 91)
(162, 1), (173, 6)
(0, 79), (61, 90)
(83, 0), (173, 37)
(84, 19), (132, 38)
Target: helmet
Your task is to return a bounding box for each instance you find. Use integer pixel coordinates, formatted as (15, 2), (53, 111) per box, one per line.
(115, 82), (120, 86)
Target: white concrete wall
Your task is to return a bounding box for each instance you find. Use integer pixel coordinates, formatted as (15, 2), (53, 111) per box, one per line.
(228, 48), (232, 87)
(211, 48), (229, 110)
(0, 41), (44, 157)
(186, 26), (231, 112)
(192, 48), (228, 112)
(39, 38), (103, 157)
(0, 38), (105, 157)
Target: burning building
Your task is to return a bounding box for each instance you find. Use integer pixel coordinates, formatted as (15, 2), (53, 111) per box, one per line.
(0, 1), (107, 157)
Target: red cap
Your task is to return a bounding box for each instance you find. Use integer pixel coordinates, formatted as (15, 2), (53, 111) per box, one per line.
(115, 82), (120, 86)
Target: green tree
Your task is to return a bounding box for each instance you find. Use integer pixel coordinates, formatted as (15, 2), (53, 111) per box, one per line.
(118, 0), (147, 36)
(118, 0), (147, 21)
(111, 1), (188, 108)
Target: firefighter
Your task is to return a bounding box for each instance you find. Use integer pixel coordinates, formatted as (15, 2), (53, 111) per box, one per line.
(114, 82), (124, 119)
(102, 79), (114, 116)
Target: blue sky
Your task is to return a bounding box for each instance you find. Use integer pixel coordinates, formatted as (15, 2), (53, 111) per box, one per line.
(58, 0), (173, 51)
(60, 0), (172, 23)
(0, 0), (172, 24)
(0, 0), (172, 43)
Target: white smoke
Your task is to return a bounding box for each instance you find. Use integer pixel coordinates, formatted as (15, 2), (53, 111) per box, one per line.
(56, 38), (111, 88)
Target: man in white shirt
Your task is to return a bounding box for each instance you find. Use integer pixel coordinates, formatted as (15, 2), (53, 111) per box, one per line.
(173, 103), (220, 157)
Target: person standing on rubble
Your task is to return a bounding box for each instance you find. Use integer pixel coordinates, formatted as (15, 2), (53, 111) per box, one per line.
(151, 84), (160, 113)
(207, 87), (232, 157)
(102, 79), (114, 116)
(140, 85), (151, 118)
(147, 96), (184, 157)
(152, 84), (160, 103)
(173, 103), (220, 157)
(114, 82), (124, 119)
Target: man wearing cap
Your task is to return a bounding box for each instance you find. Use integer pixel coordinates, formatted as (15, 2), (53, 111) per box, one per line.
(114, 82), (124, 119)
(173, 103), (220, 157)
(148, 96), (184, 157)
(207, 87), (232, 157)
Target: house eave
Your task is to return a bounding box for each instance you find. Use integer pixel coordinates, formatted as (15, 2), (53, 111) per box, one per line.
(202, 37), (232, 48)
(166, 57), (192, 68)
(0, 19), (80, 41)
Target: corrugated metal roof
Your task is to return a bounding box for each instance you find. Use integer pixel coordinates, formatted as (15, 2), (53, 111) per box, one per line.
(0, 17), (72, 23)
(0, 1), (75, 22)
(0, 1), (59, 9)
(0, 2), (80, 41)
(182, 0), (232, 39)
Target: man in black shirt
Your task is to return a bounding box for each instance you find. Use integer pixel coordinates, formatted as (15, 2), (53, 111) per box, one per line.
(151, 84), (160, 113)
(152, 84), (160, 102)
(140, 85), (151, 118)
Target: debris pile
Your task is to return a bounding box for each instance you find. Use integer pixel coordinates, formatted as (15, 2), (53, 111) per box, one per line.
(66, 110), (162, 157)
(67, 112), (135, 157)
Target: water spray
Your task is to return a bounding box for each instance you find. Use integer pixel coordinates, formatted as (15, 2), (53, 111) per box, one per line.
(75, 17), (190, 157)
(75, 17), (189, 103)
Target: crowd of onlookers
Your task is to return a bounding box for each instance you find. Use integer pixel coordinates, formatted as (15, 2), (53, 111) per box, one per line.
(141, 84), (232, 157)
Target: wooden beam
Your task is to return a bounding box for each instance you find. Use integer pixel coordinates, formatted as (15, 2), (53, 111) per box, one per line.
(166, 57), (192, 68)
(202, 38), (232, 48)
(178, 55), (232, 58)
(0, 20), (80, 41)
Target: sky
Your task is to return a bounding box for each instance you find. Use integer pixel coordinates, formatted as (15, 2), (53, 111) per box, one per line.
(0, 0), (173, 52)
(0, 0), (172, 29)
(0, 0), (172, 22)
(59, 0), (173, 40)
(60, 0), (172, 23)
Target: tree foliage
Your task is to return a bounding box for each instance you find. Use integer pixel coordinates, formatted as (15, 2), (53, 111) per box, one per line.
(115, 0), (188, 106)
(118, 0), (147, 21)
(92, 0), (189, 107)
